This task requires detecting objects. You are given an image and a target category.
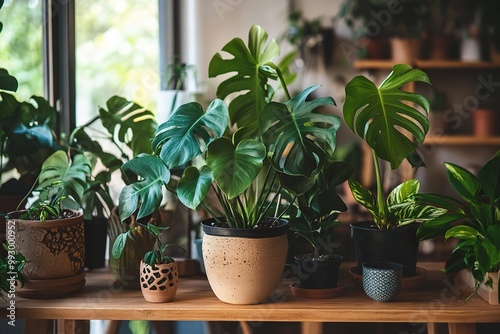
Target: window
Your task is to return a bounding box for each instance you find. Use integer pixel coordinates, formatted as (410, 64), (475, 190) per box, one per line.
(75, 0), (159, 125)
(0, 0), (43, 99)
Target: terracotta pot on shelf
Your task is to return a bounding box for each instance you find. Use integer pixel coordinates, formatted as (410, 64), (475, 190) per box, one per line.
(473, 108), (497, 137)
(389, 37), (421, 64)
(140, 260), (178, 303)
(10, 210), (86, 298)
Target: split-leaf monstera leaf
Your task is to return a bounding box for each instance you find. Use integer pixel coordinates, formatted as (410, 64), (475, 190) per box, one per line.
(208, 24), (280, 138)
(119, 99), (228, 221)
(343, 64), (430, 169)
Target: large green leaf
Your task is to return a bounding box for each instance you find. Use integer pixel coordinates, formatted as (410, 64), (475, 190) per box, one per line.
(152, 99), (228, 168)
(343, 64), (430, 169)
(37, 150), (91, 206)
(444, 162), (479, 202)
(206, 138), (266, 199)
(208, 25), (280, 136)
(259, 85), (339, 178)
(478, 152), (500, 203)
(177, 165), (214, 210)
(99, 96), (157, 156)
(119, 155), (170, 221)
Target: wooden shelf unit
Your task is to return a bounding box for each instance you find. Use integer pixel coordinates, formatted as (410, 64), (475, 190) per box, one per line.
(353, 59), (500, 70)
(424, 135), (500, 146)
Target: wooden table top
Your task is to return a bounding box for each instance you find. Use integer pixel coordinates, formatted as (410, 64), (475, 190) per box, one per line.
(2, 262), (499, 324)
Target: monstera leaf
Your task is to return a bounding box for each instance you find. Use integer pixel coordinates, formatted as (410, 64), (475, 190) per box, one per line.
(259, 85), (339, 180)
(37, 150), (91, 207)
(208, 25), (280, 137)
(177, 165), (214, 210)
(152, 99), (228, 169)
(99, 96), (157, 156)
(119, 155), (171, 221)
(206, 138), (266, 199)
(343, 64), (430, 169)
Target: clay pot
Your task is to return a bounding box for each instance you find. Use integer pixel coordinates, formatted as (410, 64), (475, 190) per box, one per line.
(140, 260), (178, 303)
(473, 108), (497, 137)
(201, 218), (288, 304)
(389, 38), (421, 64)
(10, 210), (86, 298)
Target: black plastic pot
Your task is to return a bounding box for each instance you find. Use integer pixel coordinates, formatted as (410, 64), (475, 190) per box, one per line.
(84, 216), (108, 269)
(294, 254), (343, 289)
(351, 221), (419, 277)
(201, 217), (289, 238)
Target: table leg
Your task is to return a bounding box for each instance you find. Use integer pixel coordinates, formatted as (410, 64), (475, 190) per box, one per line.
(427, 322), (448, 334)
(57, 319), (90, 334)
(25, 319), (53, 334)
(302, 322), (322, 334)
(448, 323), (477, 334)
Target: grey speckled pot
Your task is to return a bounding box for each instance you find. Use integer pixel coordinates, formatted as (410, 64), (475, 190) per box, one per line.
(201, 219), (288, 305)
(362, 262), (402, 302)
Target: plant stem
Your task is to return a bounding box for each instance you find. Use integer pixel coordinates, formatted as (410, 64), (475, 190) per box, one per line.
(372, 149), (385, 228)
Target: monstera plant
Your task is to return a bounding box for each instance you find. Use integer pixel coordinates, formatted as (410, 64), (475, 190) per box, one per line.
(343, 64), (445, 277)
(116, 25), (343, 304)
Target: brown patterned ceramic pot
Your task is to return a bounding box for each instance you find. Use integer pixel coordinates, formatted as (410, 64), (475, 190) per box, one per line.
(140, 260), (178, 303)
(9, 210), (86, 298)
(201, 218), (288, 305)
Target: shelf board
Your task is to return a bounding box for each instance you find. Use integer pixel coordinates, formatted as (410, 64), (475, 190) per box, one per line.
(353, 59), (500, 70)
(416, 60), (500, 69)
(423, 135), (500, 146)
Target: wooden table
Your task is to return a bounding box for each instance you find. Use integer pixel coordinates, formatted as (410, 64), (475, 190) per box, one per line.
(2, 262), (499, 334)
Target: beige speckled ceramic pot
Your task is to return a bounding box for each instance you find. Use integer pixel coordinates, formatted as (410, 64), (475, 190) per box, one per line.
(201, 218), (288, 305)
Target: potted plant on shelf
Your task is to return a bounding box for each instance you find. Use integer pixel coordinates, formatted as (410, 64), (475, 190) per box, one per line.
(416, 151), (500, 304)
(71, 95), (161, 286)
(117, 25), (342, 304)
(112, 221), (184, 302)
(340, 0), (427, 63)
(289, 159), (353, 295)
(8, 150), (91, 298)
(343, 64), (446, 277)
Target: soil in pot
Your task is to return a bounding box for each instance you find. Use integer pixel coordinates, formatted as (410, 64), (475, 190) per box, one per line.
(294, 254), (343, 289)
(351, 221), (419, 277)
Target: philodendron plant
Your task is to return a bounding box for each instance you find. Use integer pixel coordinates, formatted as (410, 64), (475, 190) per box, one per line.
(416, 151), (500, 296)
(118, 25), (342, 229)
(343, 64), (445, 229)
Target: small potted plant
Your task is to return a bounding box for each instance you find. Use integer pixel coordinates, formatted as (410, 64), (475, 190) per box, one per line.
(8, 150), (91, 298)
(117, 25), (343, 304)
(416, 151), (500, 304)
(112, 222), (185, 303)
(343, 64), (445, 277)
(289, 159), (353, 294)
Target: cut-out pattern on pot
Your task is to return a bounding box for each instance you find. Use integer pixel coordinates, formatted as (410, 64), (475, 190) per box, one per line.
(140, 260), (178, 303)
